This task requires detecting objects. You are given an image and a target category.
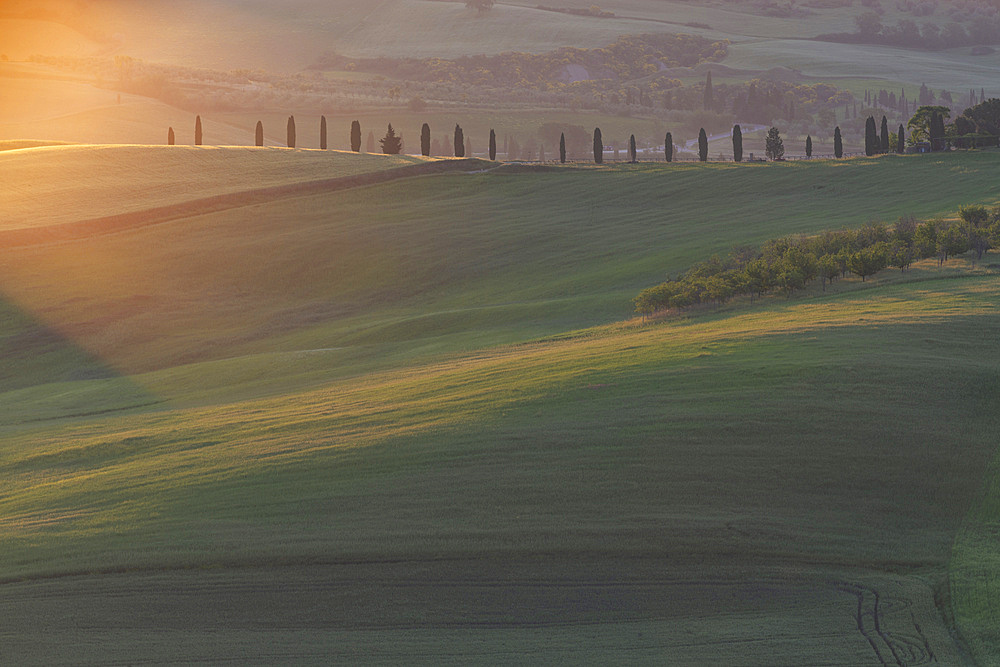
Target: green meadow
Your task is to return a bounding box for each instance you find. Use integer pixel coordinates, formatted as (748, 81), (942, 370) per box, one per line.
(2, 145), (1000, 663)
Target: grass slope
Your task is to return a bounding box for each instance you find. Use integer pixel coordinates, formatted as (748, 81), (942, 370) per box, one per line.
(1, 270), (998, 663)
(0, 148), (996, 387)
(1, 147), (999, 662)
(0, 144), (430, 229)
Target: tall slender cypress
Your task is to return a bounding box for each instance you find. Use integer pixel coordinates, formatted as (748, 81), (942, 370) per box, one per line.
(628, 134), (637, 163)
(732, 124), (742, 162)
(805, 134), (812, 158)
(880, 115), (889, 152)
(698, 128), (708, 162)
(194, 115), (202, 146)
(255, 121), (263, 147)
(559, 132), (566, 164)
(350, 120), (362, 152)
(664, 132), (672, 162)
(834, 126), (843, 158)
(897, 124), (905, 154)
(489, 129), (497, 160)
(421, 123), (431, 156)
(593, 127), (603, 164)
(320, 116), (327, 150)
(287, 116), (296, 148)
(454, 124), (465, 157)
(167, 126), (175, 145)
(864, 116), (876, 156)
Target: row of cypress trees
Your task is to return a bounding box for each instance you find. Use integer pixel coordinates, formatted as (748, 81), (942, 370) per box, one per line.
(168, 115), (908, 162)
(864, 115), (907, 156)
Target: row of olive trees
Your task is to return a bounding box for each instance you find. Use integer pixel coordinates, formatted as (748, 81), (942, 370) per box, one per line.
(634, 205), (1000, 315)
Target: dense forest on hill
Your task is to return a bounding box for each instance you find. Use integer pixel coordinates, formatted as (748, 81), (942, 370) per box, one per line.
(310, 34), (730, 88)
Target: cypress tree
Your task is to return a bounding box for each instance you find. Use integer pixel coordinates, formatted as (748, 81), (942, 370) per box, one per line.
(664, 132), (672, 162)
(489, 129), (496, 160)
(287, 115), (296, 148)
(864, 116), (876, 156)
(194, 115), (202, 146)
(255, 121), (263, 147)
(880, 115), (889, 152)
(698, 128), (708, 162)
(628, 134), (637, 163)
(805, 134), (812, 158)
(703, 70), (713, 110)
(732, 124), (742, 162)
(421, 123), (431, 156)
(897, 124), (905, 154)
(454, 124), (465, 157)
(834, 126), (843, 158)
(167, 126), (175, 145)
(593, 127), (603, 164)
(351, 120), (362, 152)
(320, 116), (327, 150)
(559, 132), (566, 164)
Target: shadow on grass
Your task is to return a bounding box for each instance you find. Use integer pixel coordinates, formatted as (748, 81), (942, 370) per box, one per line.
(0, 296), (161, 426)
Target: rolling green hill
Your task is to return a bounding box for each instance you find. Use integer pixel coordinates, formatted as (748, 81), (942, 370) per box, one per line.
(2, 146), (1000, 663)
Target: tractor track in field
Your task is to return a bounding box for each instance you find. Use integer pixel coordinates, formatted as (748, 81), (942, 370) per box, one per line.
(0, 158), (488, 248)
(837, 582), (937, 665)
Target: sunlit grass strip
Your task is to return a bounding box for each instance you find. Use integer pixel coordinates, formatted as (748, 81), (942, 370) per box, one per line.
(1, 274), (997, 578)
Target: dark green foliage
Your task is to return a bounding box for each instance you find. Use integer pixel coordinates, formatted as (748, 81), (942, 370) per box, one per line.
(834, 126), (843, 158)
(698, 128), (707, 162)
(955, 98), (1000, 138)
(732, 124), (742, 162)
(880, 115), (889, 152)
(454, 125), (464, 157)
(559, 132), (566, 164)
(930, 112), (946, 149)
(351, 120), (362, 152)
(287, 116), (296, 148)
(195, 115), (202, 146)
(380, 123), (403, 154)
(764, 127), (783, 160)
(421, 123), (431, 156)
(314, 34), (726, 92)
(320, 116), (327, 150)
(593, 127), (603, 164)
(489, 129), (497, 160)
(847, 242), (888, 280)
(167, 127), (174, 146)
(864, 116), (876, 156)
(907, 105), (949, 144)
(628, 134), (637, 163)
(664, 132), (673, 162)
(634, 208), (992, 314)
(255, 121), (263, 147)
(959, 204), (1000, 260)
(897, 124), (905, 154)
(805, 134), (812, 158)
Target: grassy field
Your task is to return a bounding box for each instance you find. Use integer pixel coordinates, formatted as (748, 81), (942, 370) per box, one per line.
(0, 144), (431, 229)
(2, 148), (997, 382)
(727, 39), (1000, 92)
(1, 260), (999, 662)
(1, 146), (999, 661)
